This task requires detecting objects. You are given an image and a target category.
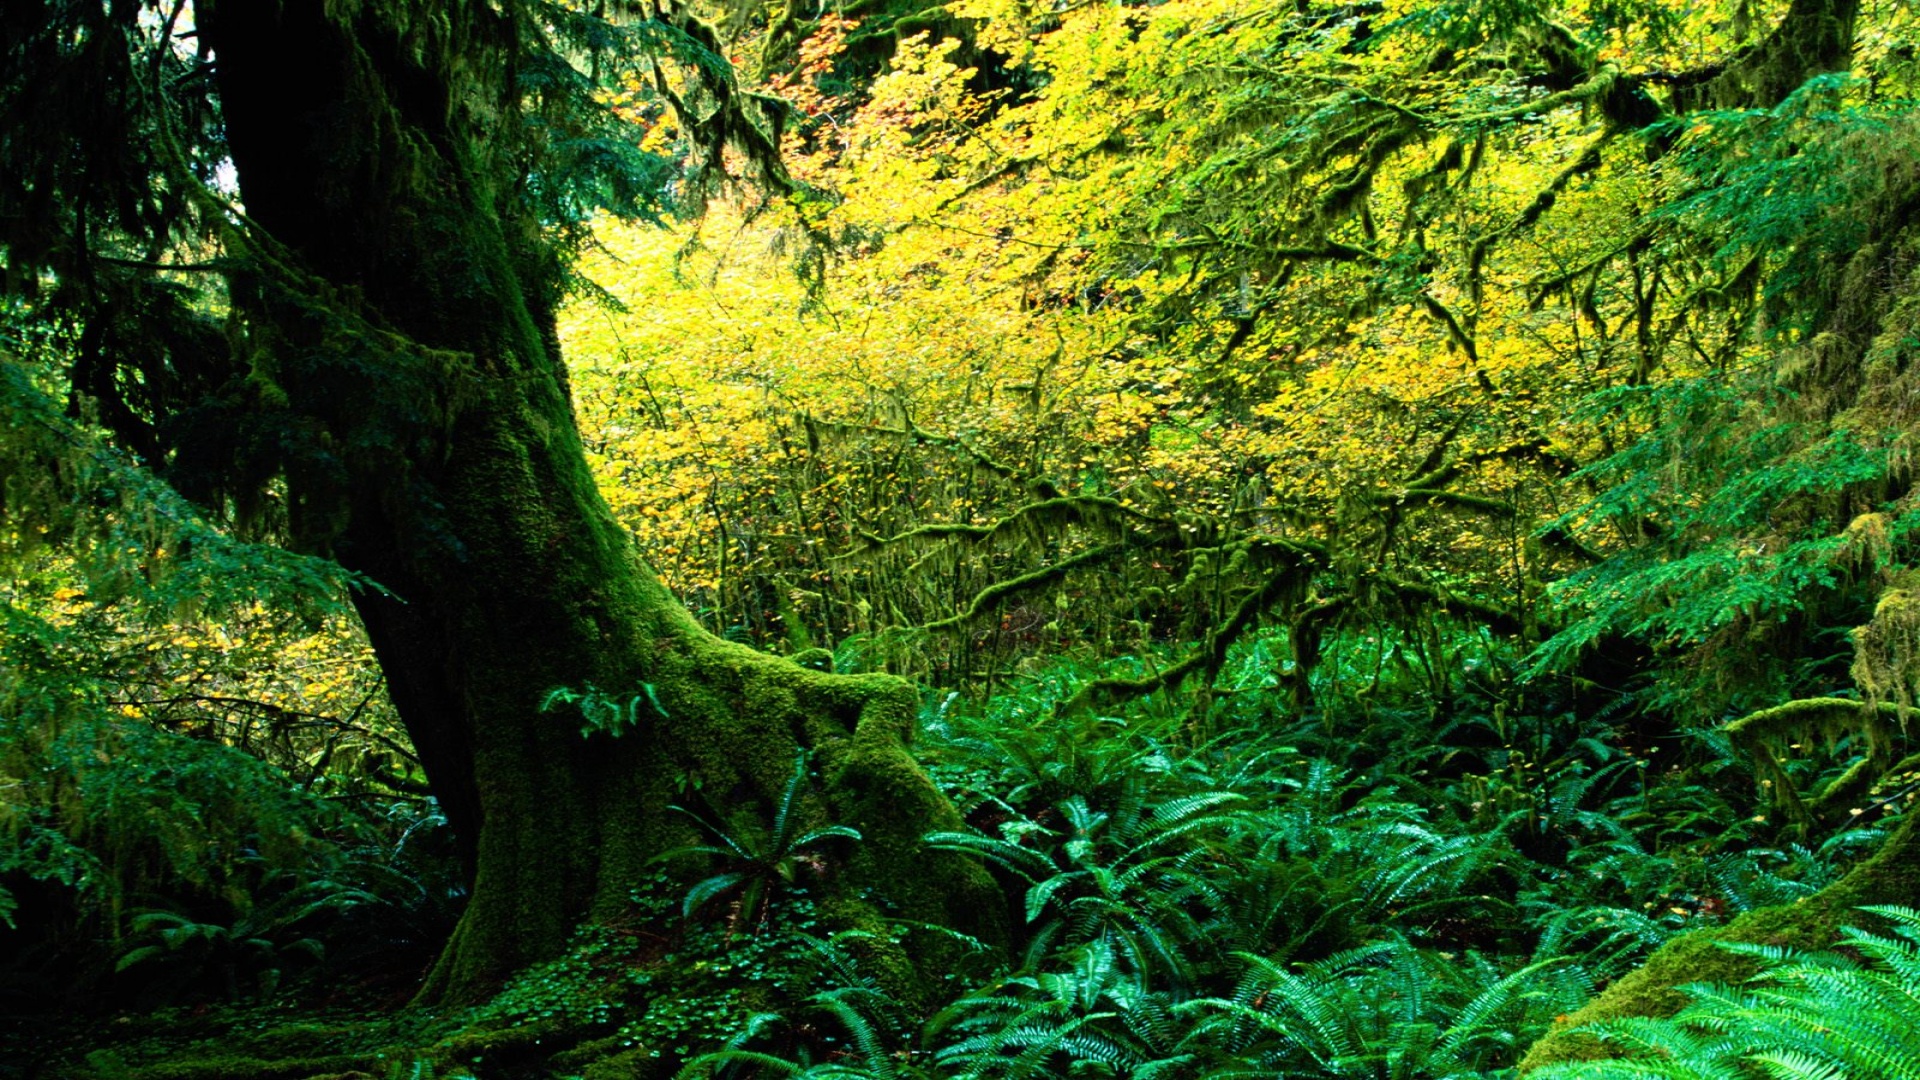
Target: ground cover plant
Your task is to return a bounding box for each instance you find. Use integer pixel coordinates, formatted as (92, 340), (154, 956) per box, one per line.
(6, 0), (1920, 1075)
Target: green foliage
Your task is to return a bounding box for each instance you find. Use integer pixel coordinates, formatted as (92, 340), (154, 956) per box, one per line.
(543, 682), (671, 739)
(12, 0), (1920, 1070)
(0, 678), (377, 1000)
(921, 673), (1190, 814)
(113, 872), (377, 999)
(1536, 906), (1920, 1079)
(0, 349), (454, 1008)
(480, 923), (645, 1032)
(1180, 943), (1593, 1078)
(478, 882), (864, 1068)
(1531, 373), (1905, 696)
(0, 355), (360, 618)
(929, 787), (1244, 990)
(649, 662), (1876, 1079)
(657, 752), (863, 927)
(7, 633), (1900, 1076)
(1657, 76), (1920, 311)
(673, 931), (930, 1079)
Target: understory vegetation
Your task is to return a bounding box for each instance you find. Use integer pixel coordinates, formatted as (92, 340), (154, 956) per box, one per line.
(8, 0), (1920, 1074)
(5, 619), (1915, 1078)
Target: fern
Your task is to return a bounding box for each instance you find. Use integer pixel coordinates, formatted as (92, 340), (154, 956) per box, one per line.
(1538, 906), (1920, 1080)
(1178, 938), (1591, 1078)
(655, 750), (861, 928)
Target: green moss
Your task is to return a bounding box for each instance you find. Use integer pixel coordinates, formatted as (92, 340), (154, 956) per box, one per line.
(551, 1035), (645, 1070)
(117, 1054), (376, 1080)
(788, 647), (834, 671)
(65, 1010), (582, 1080)
(581, 1047), (664, 1080)
(407, 449), (1007, 1005)
(1519, 813), (1920, 1071)
(433, 1021), (562, 1057)
(1518, 922), (1797, 1070)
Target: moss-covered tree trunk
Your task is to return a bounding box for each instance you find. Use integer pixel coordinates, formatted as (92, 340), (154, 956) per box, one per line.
(199, 0), (1001, 1003)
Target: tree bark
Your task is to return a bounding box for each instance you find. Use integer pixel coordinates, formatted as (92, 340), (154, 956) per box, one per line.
(1673, 0), (1863, 112)
(199, 0), (1002, 1003)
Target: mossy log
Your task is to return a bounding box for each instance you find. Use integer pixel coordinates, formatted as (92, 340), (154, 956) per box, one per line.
(1517, 810), (1920, 1071)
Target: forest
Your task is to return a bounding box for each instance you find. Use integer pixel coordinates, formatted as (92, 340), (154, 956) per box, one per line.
(4, 0), (1920, 1075)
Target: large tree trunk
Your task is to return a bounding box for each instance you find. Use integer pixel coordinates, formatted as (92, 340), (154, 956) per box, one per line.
(199, 0), (1002, 1003)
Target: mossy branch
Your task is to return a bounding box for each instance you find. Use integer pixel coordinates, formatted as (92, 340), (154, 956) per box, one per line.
(806, 414), (1064, 498)
(1380, 487), (1516, 518)
(1723, 696), (1909, 827)
(856, 496), (1170, 555)
(1469, 128), (1614, 272)
(1454, 63), (1627, 127)
(1377, 574), (1526, 637)
(853, 522), (996, 548)
(917, 541), (1141, 632)
(1402, 439), (1567, 492)
(1519, 813), (1920, 1072)
(1535, 525), (1607, 565)
(903, 420), (1057, 495)
(1721, 696), (1899, 742)
(1526, 229), (1654, 301)
(1671, 0), (1861, 112)
(1401, 415), (1470, 489)
(645, 6), (794, 198)
(1420, 291), (1495, 394)
(1287, 61), (1633, 134)
(1062, 563), (1309, 715)
(1148, 235), (1382, 265)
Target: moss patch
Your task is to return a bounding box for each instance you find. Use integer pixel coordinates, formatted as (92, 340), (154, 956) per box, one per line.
(1519, 812), (1920, 1071)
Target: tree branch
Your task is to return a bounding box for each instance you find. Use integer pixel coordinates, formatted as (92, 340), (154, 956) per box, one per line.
(1063, 562), (1310, 714)
(918, 540), (1143, 632)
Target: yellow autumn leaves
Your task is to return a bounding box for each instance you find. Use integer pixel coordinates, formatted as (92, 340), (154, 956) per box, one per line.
(555, 0), (1800, 660)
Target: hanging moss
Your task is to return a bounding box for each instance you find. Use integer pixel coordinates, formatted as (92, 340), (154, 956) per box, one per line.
(1721, 696), (1907, 828)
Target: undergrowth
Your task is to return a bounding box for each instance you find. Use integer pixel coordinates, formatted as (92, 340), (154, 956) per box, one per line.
(5, 630), (1906, 1079)
(648, 635), (1900, 1079)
